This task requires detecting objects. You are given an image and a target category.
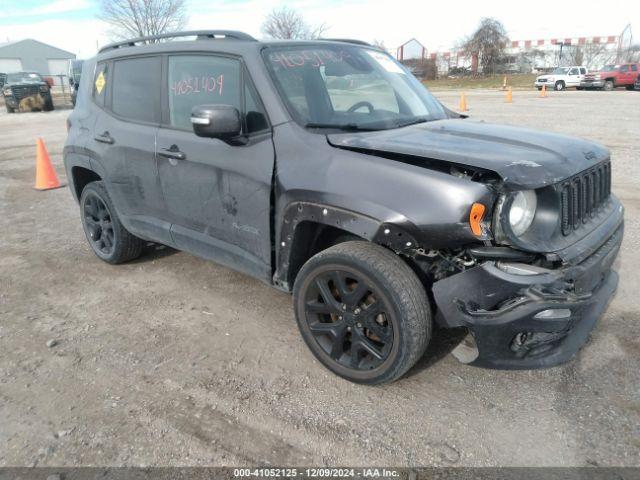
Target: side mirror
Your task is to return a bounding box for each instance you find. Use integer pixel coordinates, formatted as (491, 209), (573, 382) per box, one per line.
(191, 104), (241, 139)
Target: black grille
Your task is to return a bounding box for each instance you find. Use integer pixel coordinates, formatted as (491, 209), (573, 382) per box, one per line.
(560, 162), (611, 236)
(10, 85), (41, 100)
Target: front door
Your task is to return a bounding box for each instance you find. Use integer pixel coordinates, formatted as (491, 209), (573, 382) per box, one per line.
(567, 67), (581, 87)
(156, 54), (275, 281)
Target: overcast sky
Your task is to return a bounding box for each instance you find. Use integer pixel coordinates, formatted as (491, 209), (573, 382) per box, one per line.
(0, 0), (638, 58)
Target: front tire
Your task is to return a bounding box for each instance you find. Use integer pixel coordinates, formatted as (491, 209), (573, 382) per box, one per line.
(5, 103), (15, 113)
(293, 241), (431, 384)
(604, 80), (614, 91)
(80, 181), (144, 264)
(555, 81), (565, 91)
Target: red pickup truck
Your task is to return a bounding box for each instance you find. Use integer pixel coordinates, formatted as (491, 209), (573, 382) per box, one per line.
(581, 63), (640, 90)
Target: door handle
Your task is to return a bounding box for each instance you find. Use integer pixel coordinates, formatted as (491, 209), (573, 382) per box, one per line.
(158, 145), (186, 161)
(94, 131), (114, 144)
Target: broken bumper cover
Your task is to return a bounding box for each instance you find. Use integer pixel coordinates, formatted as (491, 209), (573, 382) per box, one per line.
(432, 224), (623, 369)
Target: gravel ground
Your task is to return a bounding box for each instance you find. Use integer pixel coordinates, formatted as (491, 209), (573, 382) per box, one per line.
(0, 89), (638, 467)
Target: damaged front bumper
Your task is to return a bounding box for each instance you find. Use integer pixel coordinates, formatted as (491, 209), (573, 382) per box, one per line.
(432, 224), (623, 369)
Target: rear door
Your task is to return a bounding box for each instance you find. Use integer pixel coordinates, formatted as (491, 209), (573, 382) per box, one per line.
(618, 64), (630, 85)
(625, 63), (638, 85)
(156, 53), (275, 281)
(89, 55), (170, 243)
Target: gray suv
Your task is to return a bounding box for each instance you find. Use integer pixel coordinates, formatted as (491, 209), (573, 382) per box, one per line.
(64, 31), (623, 384)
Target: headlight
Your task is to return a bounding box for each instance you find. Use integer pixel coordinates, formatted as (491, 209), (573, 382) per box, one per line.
(39, 85), (49, 93)
(594, 74), (601, 80)
(548, 77), (554, 82)
(508, 190), (537, 236)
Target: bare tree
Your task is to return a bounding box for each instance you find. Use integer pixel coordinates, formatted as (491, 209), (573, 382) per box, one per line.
(98, 0), (188, 40)
(372, 39), (387, 51)
(461, 18), (509, 75)
(621, 44), (640, 63)
(261, 6), (327, 40)
(580, 43), (616, 69)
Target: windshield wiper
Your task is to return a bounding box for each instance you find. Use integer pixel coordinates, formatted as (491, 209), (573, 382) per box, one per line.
(394, 117), (430, 129)
(304, 122), (378, 131)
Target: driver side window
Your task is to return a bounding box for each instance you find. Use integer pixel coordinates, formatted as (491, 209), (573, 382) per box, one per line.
(168, 55), (241, 130)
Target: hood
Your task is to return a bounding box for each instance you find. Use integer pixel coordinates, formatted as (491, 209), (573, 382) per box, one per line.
(327, 119), (609, 189)
(536, 74), (554, 80)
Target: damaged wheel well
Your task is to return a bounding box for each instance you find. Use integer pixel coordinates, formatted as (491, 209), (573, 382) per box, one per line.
(286, 222), (364, 287)
(72, 167), (102, 201)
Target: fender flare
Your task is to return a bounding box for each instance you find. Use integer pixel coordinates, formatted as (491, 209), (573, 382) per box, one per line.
(273, 201), (423, 290)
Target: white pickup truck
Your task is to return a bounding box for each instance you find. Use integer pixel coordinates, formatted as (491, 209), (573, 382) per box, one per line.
(534, 66), (588, 91)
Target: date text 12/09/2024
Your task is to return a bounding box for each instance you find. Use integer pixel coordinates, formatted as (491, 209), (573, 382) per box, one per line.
(233, 468), (401, 478)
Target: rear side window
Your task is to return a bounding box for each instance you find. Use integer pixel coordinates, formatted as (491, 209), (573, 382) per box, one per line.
(93, 62), (108, 108)
(168, 55), (241, 130)
(112, 56), (161, 123)
(632, 65), (638, 72)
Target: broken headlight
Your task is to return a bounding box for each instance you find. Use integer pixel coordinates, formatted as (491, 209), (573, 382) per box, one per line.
(508, 190), (537, 236)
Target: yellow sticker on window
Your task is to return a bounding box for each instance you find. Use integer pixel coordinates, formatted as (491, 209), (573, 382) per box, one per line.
(95, 71), (105, 94)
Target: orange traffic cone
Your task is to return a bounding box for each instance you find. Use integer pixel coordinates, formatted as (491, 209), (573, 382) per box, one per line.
(459, 92), (468, 112)
(505, 86), (513, 103)
(540, 84), (547, 98)
(34, 138), (63, 190)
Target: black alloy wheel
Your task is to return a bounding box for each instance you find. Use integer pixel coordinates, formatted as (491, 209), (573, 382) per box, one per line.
(83, 192), (115, 257)
(79, 181), (144, 264)
(293, 241), (431, 384)
(302, 268), (395, 371)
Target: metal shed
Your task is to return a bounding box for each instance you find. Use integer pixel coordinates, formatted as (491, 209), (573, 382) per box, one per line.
(0, 39), (75, 85)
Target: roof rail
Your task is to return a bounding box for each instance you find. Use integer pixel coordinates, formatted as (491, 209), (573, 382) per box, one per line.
(319, 38), (373, 47)
(99, 30), (257, 53)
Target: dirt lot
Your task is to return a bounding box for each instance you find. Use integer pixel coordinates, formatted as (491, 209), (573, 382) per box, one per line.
(1, 89), (639, 467)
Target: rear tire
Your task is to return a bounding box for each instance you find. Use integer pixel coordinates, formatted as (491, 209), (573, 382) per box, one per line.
(293, 241), (431, 384)
(80, 181), (144, 264)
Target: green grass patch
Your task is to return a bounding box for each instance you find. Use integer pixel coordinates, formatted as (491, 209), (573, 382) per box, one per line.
(424, 74), (538, 91)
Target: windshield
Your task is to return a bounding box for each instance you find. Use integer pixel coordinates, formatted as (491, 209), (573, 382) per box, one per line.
(551, 67), (570, 75)
(601, 65), (618, 72)
(7, 72), (43, 83)
(263, 45), (447, 130)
